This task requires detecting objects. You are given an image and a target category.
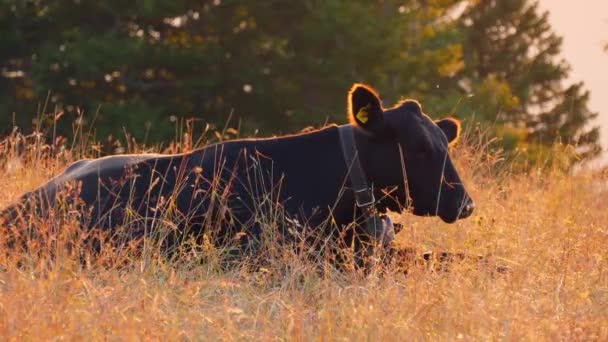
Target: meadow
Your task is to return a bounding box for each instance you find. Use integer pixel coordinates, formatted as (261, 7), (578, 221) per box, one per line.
(0, 123), (606, 340)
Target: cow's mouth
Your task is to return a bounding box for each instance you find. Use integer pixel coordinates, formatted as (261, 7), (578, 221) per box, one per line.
(440, 214), (458, 223)
(412, 199), (474, 223)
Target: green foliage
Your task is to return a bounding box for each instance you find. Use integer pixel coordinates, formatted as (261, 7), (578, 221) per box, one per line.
(456, 0), (601, 165)
(0, 0), (601, 167)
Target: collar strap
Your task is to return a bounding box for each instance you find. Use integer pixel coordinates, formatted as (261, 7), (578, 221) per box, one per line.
(338, 125), (375, 208)
(339, 125), (397, 248)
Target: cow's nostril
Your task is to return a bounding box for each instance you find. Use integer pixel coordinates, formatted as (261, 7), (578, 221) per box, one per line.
(459, 200), (475, 219)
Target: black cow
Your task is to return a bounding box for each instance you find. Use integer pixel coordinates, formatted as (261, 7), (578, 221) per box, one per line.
(1, 84), (474, 260)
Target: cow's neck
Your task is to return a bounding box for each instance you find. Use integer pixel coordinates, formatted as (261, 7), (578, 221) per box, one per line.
(351, 126), (404, 210)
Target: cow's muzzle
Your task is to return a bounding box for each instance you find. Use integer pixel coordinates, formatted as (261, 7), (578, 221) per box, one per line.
(459, 199), (475, 219)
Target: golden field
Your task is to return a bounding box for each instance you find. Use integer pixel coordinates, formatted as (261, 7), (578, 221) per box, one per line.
(0, 127), (606, 341)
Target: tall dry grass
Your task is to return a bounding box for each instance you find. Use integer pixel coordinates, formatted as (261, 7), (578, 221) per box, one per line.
(0, 123), (606, 340)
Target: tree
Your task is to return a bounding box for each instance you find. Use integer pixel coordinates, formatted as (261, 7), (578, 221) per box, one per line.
(456, 0), (601, 162)
(0, 1), (463, 141)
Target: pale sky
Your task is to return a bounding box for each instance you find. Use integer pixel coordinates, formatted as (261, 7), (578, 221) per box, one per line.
(538, 0), (608, 162)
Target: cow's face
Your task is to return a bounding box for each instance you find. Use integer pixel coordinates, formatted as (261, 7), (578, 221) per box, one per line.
(347, 83), (474, 223)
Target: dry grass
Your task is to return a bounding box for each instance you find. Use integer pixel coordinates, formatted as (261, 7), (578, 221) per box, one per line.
(0, 126), (607, 341)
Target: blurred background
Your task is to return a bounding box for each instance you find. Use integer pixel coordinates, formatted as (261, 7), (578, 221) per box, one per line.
(0, 0), (605, 168)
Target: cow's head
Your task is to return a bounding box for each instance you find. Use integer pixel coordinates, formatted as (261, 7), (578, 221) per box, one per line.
(347, 83), (474, 223)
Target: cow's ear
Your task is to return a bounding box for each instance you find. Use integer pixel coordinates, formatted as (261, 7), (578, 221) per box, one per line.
(435, 117), (461, 144)
(347, 83), (383, 132)
(399, 99), (422, 115)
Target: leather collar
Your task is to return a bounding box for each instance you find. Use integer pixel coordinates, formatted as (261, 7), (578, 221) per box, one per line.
(338, 125), (375, 209)
(339, 125), (400, 248)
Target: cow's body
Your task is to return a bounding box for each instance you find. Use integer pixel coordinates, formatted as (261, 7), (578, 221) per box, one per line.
(1, 84), (474, 258)
(54, 127), (354, 226)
